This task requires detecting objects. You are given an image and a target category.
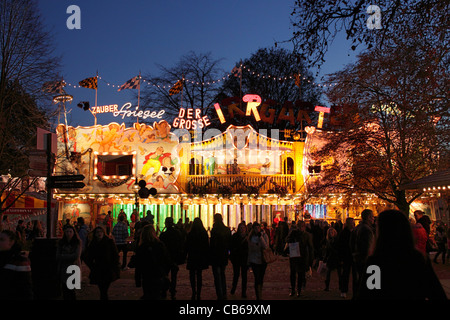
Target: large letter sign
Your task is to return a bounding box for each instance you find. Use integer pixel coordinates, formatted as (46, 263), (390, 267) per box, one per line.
(243, 94), (261, 122)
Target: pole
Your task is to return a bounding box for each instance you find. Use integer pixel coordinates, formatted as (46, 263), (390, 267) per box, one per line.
(46, 133), (53, 239)
(137, 72), (141, 124)
(95, 71), (98, 108)
(180, 75), (184, 109)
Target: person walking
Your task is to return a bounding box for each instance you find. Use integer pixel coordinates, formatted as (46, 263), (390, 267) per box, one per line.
(185, 217), (209, 300)
(414, 210), (432, 254)
(75, 217), (89, 262)
(0, 230), (33, 300)
(323, 227), (341, 292)
(337, 217), (355, 298)
(230, 222), (249, 298)
(247, 222), (269, 300)
(209, 213), (231, 300)
(85, 226), (120, 300)
(160, 217), (186, 300)
(247, 222), (270, 300)
(354, 210), (447, 300)
(56, 225), (82, 300)
(104, 211), (113, 235)
(134, 224), (171, 300)
(410, 217), (428, 257)
(433, 225), (447, 264)
(284, 220), (314, 297)
(350, 209), (374, 295)
(112, 214), (130, 270)
(274, 217), (289, 256)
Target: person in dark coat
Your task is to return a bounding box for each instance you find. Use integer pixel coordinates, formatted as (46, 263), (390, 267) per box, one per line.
(337, 217), (355, 298)
(323, 227), (341, 291)
(275, 217), (289, 255)
(350, 209), (374, 293)
(185, 217), (209, 300)
(159, 216), (185, 300)
(0, 230), (33, 300)
(230, 221), (248, 298)
(85, 226), (120, 300)
(56, 225), (82, 300)
(284, 220), (314, 297)
(355, 210), (447, 300)
(135, 224), (171, 300)
(209, 213), (231, 300)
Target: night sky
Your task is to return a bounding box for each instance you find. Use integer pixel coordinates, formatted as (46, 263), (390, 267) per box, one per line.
(37, 0), (358, 127)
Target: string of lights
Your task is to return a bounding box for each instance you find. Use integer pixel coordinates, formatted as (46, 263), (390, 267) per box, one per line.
(62, 64), (338, 90)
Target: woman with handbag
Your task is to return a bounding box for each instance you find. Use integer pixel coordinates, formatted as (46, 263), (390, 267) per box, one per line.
(247, 222), (269, 300)
(284, 220), (314, 297)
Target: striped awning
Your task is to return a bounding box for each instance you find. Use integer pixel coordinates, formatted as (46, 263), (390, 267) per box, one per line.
(2, 193), (54, 214)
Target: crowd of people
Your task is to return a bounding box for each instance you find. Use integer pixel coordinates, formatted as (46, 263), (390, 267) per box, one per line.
(0, 208), (449, 300)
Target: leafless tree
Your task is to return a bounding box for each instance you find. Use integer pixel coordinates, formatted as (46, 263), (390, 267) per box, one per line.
(0, 0), (61, 175)
(288, 0), (448, 68)
(139, 51), (225, 122)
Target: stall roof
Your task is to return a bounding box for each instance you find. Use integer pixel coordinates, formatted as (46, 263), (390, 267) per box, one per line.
(399, 169), (450, 190)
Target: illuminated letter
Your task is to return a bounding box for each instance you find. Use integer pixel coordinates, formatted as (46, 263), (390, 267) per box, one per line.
(243, 94), (261, 122)
(260, 100), (276, 124)
(66, 5), (81, 30)
(314, 105), (330, 128)
(214, 103), (226, 124)
(178, 108), (185, 118)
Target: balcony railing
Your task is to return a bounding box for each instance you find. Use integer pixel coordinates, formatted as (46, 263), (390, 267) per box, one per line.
(186, 174), (295, 195)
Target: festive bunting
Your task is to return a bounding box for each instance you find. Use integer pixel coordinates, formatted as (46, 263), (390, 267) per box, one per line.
(79, 76), (98, 90)
(169, 79), (184, 95)
(117, 76), (140, 92)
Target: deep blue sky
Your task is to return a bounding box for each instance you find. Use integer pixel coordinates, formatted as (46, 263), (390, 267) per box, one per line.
(38, 0), (358, 127)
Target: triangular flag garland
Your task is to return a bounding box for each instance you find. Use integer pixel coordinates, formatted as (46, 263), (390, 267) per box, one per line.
(61, 65), (338, 92)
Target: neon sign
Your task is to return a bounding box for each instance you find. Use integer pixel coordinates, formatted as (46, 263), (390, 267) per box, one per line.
(172, 108), (211, 130)
(90, 103), (165, 121)
(214, 95), (314, 126)
(314, 105), (330, 128)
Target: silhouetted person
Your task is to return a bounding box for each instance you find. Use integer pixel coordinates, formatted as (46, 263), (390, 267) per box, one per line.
(355, 210), (447, 300)
(135, 225), (171, 300)
(185, 218), (209, 300)
(350, 209), (374, 295)
(230, 222), (248, 298)
(337, 217), (355, 298)
(209, 214), (231, 300)
(160, 217), (185, 300)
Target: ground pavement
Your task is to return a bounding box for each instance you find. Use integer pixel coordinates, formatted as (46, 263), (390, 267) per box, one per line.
(74, 252), (450, 301)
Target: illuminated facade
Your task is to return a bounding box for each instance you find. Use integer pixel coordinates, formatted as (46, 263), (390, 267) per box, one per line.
(53, 119), (309, 231)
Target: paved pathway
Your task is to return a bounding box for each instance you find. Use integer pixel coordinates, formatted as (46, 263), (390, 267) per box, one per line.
(75, 252), (450, 301)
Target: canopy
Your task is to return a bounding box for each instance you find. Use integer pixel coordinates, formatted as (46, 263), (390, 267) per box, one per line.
(399, 169), (450, 191)
(2, 192), (55, 214)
